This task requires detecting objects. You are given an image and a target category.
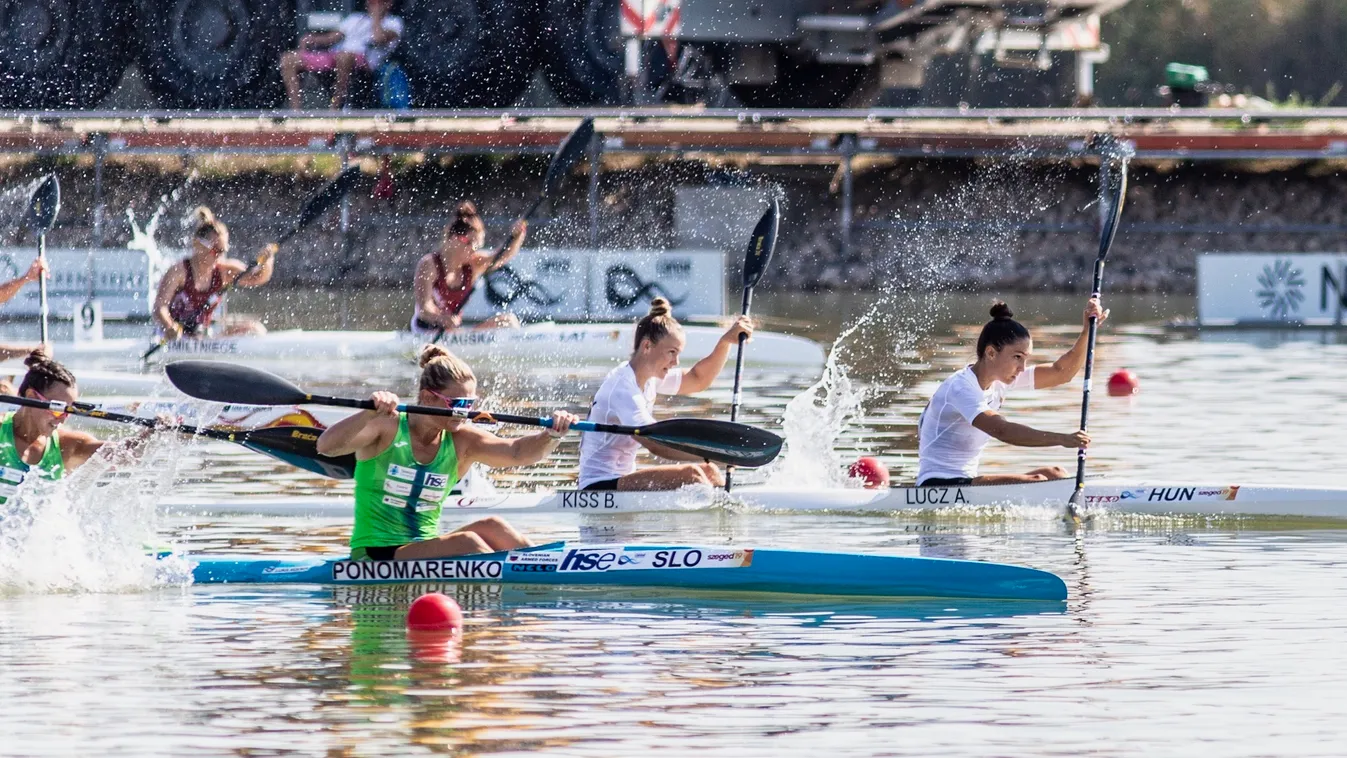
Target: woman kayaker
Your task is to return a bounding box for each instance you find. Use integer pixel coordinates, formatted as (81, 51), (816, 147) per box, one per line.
(915, 299), (1106, 487)
(316, 345), (579, 560)
(0, 349), (152, 503)
(410, 201), (525, 337)
(578, 297), (753, 492)
(151, 206), (278, 341)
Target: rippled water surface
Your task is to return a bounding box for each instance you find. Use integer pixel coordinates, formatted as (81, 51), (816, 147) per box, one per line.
(4, 291), (1347, 756)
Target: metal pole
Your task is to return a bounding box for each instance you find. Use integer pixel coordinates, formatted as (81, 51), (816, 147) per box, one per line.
(588, 131), (602, 247)
(92, 134), (106, 243)
(338, 136), (353, 329)
(840, 134), (855, 260)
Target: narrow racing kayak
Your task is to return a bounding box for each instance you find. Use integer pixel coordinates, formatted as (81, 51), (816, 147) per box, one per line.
(162, 479), (1347, 519)
(51, 323), (827, 370)
(188, 541), (1067, 600)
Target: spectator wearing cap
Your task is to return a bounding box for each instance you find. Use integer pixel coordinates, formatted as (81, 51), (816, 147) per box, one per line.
(281, 0), (403, 110)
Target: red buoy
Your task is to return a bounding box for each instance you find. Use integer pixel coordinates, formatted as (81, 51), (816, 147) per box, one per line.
(406, 592), (463, 632)
(848, 457), (890, 489)
(1107, 369), (1140, 397)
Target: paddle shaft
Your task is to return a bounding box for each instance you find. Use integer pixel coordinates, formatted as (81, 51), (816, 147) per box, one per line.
(2, 393), (233, 441)
(1071, 258), (1105, 499)
(0, 394), (353, 478)
(1068, 151), (1130, 515)
(36, 235), (49, 345)
(297, 392), (657, 436)
(724, 287), (753, 491)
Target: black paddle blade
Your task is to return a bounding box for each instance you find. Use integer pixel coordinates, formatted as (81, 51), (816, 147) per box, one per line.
(240, 425), (355, 479)
(25, 174), (60, 233)
(542, 118), (595, 197)
(166, 360), (309, 406)
(742, 196), (779, 290)
(281, 166), (362, 242)
(641, 418), (783, 468)
(1096, 158), (1129, 262)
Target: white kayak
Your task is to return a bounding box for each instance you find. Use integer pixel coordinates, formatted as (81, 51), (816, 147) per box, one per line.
(160, 479), (1347, 520)
(51, 323), (827, 370)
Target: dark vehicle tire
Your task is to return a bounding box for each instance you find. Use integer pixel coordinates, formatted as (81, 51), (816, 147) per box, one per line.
(731, 56), (870, 109)
(396, 0), (539, 108)
(136, 0), (295, 109)
(540, 0), (621, 105)
(0, 0), (134, 108)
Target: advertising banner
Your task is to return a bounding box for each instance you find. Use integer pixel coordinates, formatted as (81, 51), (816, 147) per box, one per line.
(0, 248), (160, 320)
(460, 249), (724, 322)
(1198, 253), (1347, 325)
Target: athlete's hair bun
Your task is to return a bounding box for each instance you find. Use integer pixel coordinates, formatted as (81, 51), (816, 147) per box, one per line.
(989, 301), (1014, 320)
(454, 201), (478, 220)
(417, 344), (474, 390)
(23, 346), (50, 368)
(646, 297), (671, 318)
(19, 347), (75, 397)
(418, 344), (451, 368)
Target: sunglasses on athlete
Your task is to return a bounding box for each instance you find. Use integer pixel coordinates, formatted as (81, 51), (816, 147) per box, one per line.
(31, 389), (69, 419)
(425, 388), (475, 410)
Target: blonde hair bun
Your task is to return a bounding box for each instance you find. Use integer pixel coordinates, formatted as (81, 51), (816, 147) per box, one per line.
(418, 344), (475, 390)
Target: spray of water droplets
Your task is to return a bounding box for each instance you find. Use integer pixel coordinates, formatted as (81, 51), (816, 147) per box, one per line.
(773, 151), (1071, 484)
(0, 401), (222, 594)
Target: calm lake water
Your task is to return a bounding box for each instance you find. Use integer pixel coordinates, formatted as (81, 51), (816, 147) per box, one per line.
(3, 289), (1347, 756)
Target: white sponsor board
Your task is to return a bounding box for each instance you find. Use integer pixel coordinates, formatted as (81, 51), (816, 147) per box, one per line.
(1198, 253), (1347, 325)
(0, 248), (162, 320)
(459, 249), (724, 322)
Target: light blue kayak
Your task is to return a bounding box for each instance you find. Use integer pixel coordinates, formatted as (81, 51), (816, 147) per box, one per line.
(189, 542), (1067, 601)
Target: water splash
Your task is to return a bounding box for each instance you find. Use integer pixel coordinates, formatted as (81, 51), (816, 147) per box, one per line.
(0, 402), (219, 594)
(0, 178), (44, 233)
(126, 169), (200, 271)
(768, 320), (869, 489)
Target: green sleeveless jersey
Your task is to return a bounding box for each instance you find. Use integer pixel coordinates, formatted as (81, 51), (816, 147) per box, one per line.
(0, 413), (64, 503)
(351, 413), (459, 552)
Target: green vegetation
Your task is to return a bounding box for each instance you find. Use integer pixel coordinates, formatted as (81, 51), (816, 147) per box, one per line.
(1098, 0), (1347, 106)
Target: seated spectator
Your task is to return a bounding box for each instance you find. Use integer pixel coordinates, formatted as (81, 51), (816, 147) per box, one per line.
(280, 0), (403, 110)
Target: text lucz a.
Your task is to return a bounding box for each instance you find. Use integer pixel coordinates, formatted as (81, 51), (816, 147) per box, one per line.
(904, 488), (968, 506)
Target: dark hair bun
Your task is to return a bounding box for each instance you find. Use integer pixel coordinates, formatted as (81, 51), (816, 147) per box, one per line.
(23, 346), (50, 368)
(989, 301), (1014, 320)
(646, 297), (671, 318)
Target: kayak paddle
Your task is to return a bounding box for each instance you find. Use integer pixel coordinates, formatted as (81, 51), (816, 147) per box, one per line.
(1066, 137), (1132, 521)
(24, 174), (60, 346)
(434, 118), (596, 344)
(165, 360), (785, 468)
(0, 393), (355, 478)
(142, 166), (363, 361)
(726, 195), (779, 491)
